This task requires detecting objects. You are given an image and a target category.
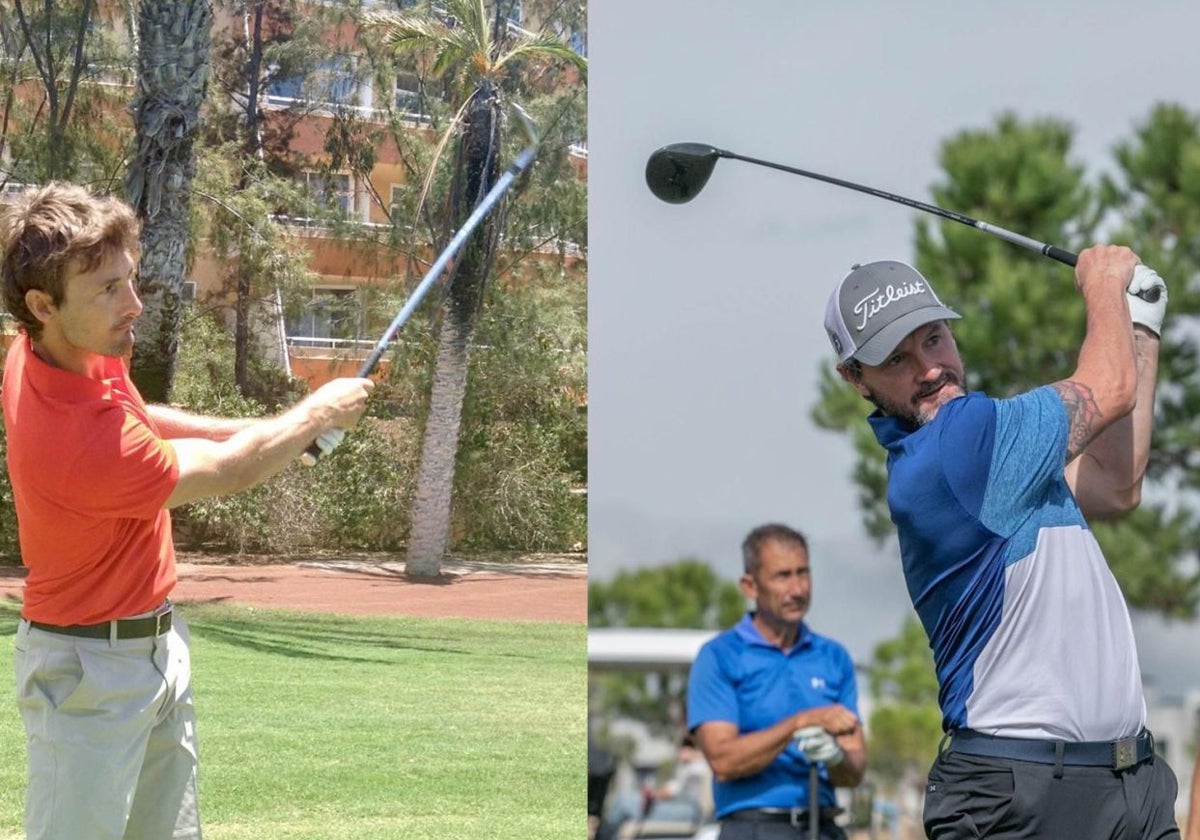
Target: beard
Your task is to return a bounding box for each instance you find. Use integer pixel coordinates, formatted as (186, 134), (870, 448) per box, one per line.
(867, 371), (964, 427)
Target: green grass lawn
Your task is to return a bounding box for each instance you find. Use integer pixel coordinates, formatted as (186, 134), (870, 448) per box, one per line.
(0, 601), (586, 840)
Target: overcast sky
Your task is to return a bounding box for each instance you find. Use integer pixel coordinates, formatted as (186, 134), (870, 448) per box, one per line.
(588, 0), (1200, 695)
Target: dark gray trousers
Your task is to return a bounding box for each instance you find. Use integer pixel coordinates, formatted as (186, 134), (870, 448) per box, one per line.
(923, 750), (1180, 839)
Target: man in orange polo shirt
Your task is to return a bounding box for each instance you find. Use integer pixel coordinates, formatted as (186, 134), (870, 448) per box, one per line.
(0, 182), (374, 840)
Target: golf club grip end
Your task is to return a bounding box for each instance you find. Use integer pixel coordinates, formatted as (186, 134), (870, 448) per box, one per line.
(299, 443), (322, 467)
(1045, 245), (1077, 267)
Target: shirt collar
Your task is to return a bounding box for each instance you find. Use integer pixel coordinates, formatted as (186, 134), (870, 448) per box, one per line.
(16, 333), (124, 403)
(865, 392), (972, 451)
(867, 409), (915, 450)
(734, 612), (812, 652)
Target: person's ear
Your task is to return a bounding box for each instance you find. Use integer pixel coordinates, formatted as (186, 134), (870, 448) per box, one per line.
(739, 572), (757, 601)
(24, 289), (56, 324)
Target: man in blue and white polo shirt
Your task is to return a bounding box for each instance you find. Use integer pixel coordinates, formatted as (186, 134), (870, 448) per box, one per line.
(824, 247), (1179, 839)
(688, 523), (867, 840)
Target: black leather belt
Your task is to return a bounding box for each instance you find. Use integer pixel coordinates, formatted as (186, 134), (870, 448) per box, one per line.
(28, 604), (173, 640)
(949, 728), (1154, 771)
(725, 807), (841, 826)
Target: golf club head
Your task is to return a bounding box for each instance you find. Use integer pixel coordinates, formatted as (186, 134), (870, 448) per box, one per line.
(645, 142), (724, 204)
(510, 102), (540, 149)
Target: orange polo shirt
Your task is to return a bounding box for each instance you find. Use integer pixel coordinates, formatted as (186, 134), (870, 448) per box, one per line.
(1, 334), (180, 625)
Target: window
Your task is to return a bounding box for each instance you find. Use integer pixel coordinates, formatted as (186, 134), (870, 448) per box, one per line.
(318, 57), (358, 106)
(502, 2), (527, 38)
(394, 71), (428, 121)
(387, 183), (419, 231)
(0, 181), (34, 200)
(299, 172), (354, 216)
(265, 55), (357, 109)
(288, 288), (362, 342)
(265, 73), (302, 106)
(569, 30), (587, 57)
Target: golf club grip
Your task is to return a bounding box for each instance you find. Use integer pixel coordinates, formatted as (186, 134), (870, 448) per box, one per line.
(1045, 245), (1162, 302)
(300, 441), (322, 467)
(1044, 245), (1077, 267)
(299, 350), (385, 466)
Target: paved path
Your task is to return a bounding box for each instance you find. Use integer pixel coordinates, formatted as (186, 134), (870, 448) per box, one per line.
(0, 553), (588, 624)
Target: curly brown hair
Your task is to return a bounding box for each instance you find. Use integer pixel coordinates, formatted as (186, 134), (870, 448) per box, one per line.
(0, 182), (140, 339)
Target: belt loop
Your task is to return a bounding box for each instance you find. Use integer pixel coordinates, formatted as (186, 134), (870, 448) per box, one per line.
(938, 729), (953, 759)
(109, 619), (119, 646)
(1053, 741), (1065, 779)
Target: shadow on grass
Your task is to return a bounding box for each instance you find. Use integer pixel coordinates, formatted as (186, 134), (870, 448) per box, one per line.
(0, 599), (18, 636)
(180, 605), (557, 665)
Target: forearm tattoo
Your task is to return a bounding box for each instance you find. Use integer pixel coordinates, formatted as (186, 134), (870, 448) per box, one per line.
(1052, 380), (1102, 462)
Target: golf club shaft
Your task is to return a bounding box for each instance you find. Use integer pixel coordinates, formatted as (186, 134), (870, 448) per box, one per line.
(720, 149), (1079, 267)
(809, 762), (819, 840)
(299, 143), (538, 466)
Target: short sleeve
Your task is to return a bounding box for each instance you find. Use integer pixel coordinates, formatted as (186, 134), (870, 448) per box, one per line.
(60, 402), (180, 520)
(978, 387), (1069, 534)
(687, 639), (739, 731)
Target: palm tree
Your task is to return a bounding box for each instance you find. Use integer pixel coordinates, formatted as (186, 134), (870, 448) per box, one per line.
(126, 0), (213, 402)
(365, 0), (585, 578)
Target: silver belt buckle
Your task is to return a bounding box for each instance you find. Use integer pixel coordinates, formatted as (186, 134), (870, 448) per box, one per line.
(154, 609), (172, 636)
(1112, 737), (1137, 771)
(789, 806), (804, 829)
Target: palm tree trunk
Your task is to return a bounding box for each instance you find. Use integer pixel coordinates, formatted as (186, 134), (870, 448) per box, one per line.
(405, 314), (473, 576)
(233, 0), (267, 395)
(405, 85), (501, 579)
(126, 0), (212, 402)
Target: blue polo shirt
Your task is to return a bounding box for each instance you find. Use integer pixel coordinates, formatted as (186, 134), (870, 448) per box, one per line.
(869, 388), (1144, 741)
(687, 614), (858, 818)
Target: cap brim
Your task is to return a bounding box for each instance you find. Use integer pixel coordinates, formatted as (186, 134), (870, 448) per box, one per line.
(852, 306), (961, 366)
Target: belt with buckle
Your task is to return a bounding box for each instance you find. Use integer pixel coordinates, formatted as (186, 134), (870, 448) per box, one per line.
(949, 728), (1154, 771)
(28, 603), (173, 640)
(725, 807), (842, 827)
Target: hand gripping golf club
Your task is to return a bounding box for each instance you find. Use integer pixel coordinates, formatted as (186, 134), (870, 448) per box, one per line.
(645, 142), (1160, 303)
(300, 104), (540, 466)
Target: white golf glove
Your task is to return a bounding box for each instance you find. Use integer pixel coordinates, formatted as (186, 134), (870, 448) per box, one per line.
(794, 725), (844, 766)
(1127, 264), (1167, 337)
(315, 428), (346, 455)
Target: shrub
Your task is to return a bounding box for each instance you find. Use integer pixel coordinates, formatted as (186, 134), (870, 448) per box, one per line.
(171, 311), (414, 553)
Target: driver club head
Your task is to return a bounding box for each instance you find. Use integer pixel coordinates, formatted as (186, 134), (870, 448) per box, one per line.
(645, 142), (724, 204)
(510, 102), (540, 149)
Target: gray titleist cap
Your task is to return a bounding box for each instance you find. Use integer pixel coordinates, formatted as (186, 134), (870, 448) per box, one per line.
(823, 260), (961, 366)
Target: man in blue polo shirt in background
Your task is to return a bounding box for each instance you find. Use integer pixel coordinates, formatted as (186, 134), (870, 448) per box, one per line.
(688, 523), (867, 840)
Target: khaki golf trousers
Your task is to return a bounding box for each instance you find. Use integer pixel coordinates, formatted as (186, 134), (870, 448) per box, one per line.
(13, 614), (202, 840)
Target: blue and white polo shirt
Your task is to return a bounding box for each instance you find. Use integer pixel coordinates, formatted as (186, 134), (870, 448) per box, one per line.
(869, 388), (1145, 741)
